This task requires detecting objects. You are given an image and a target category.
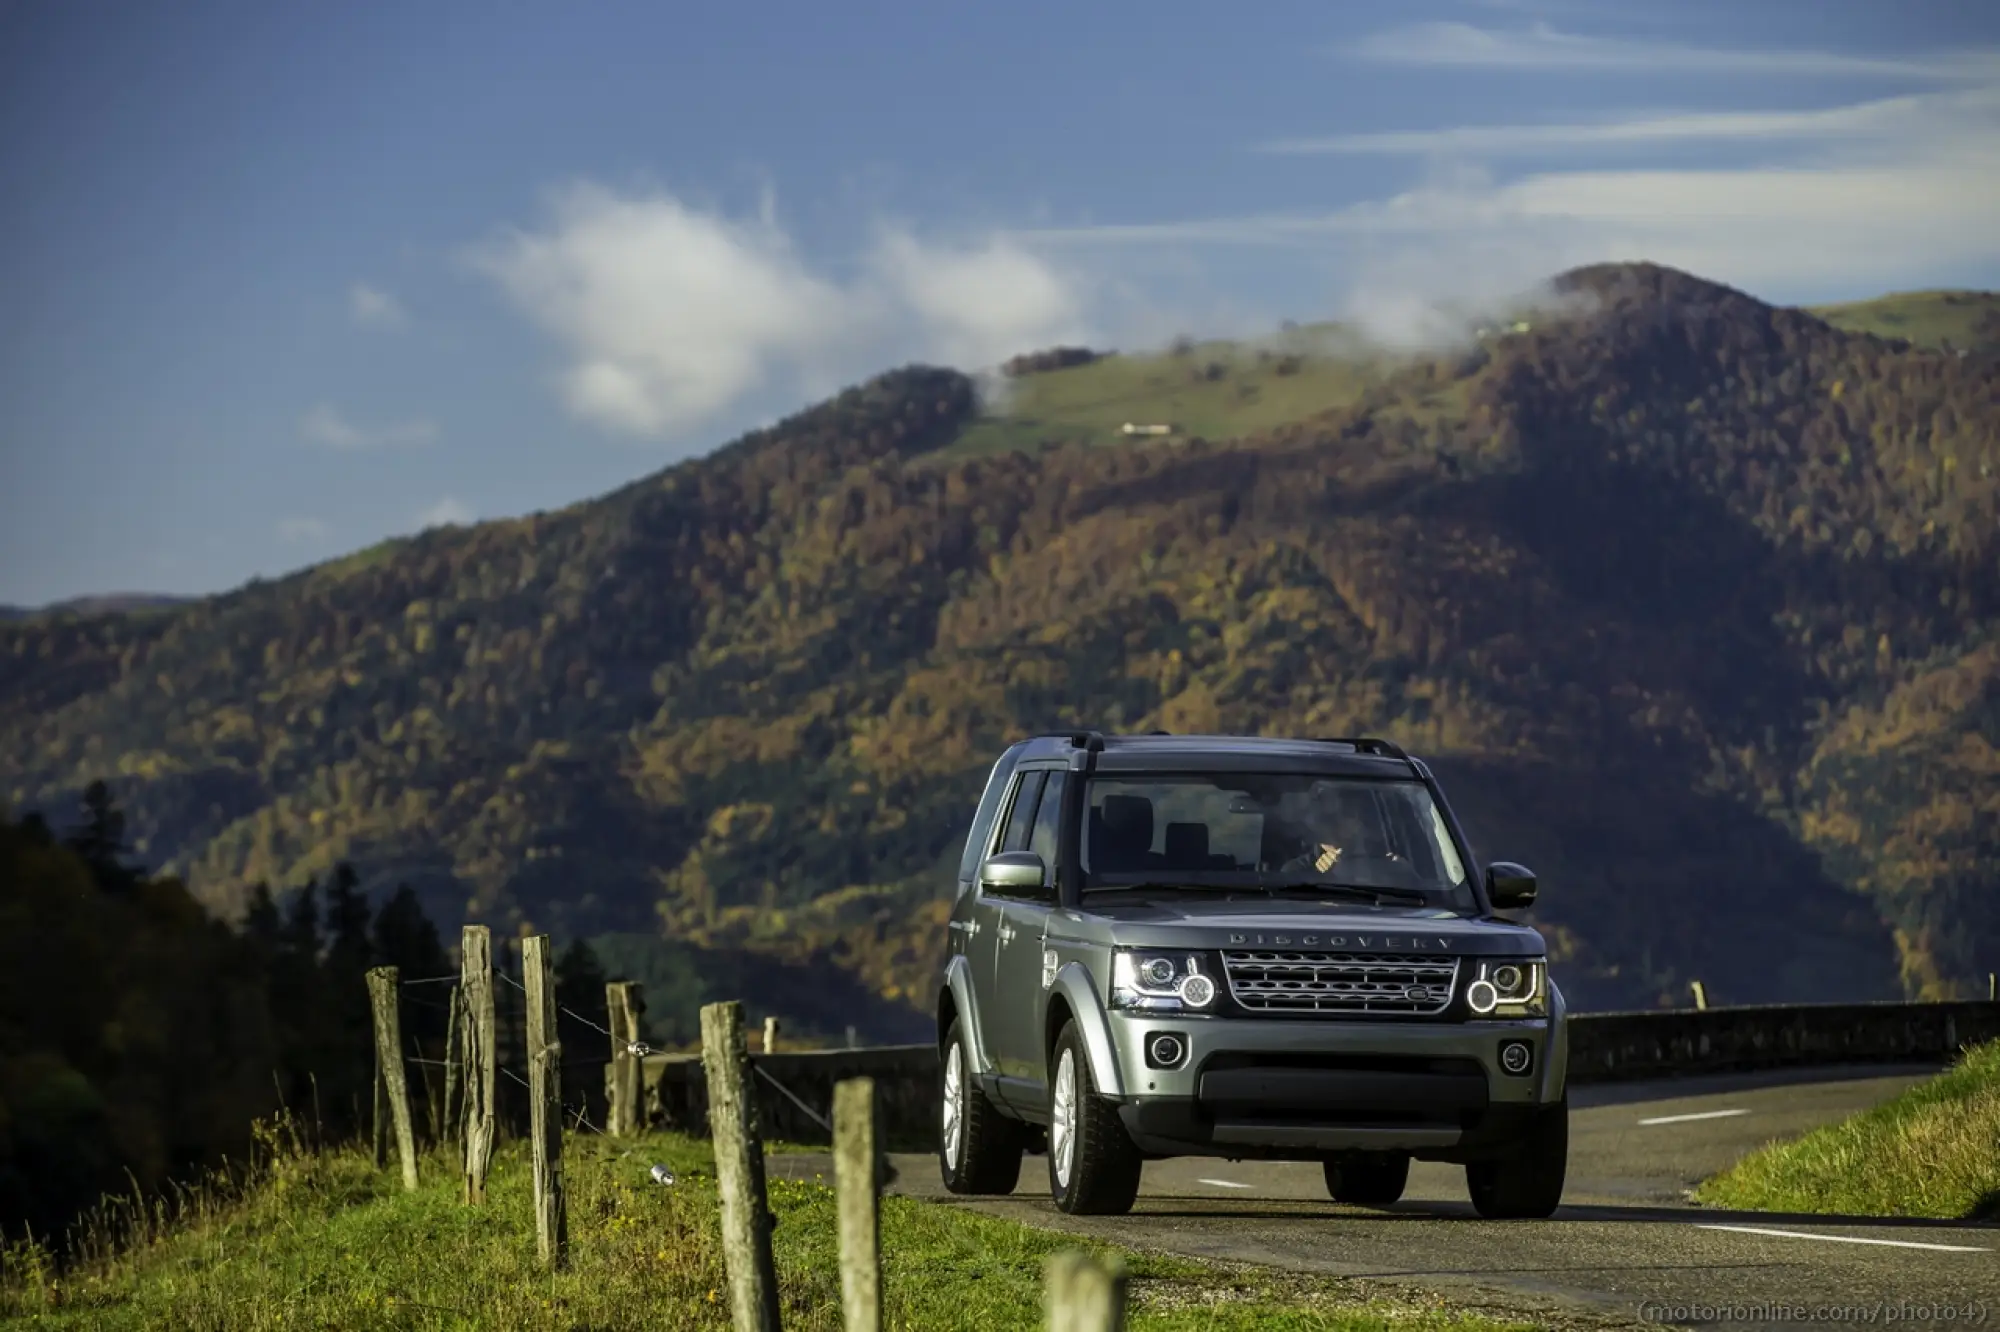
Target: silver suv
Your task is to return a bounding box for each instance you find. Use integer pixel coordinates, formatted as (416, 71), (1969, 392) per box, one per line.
(935, 731), (1567, 1218)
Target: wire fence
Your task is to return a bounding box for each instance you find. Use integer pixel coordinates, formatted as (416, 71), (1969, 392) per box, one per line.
(390, 962), (836, 1144)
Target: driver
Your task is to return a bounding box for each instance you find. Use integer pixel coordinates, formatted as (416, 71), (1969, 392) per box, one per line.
(1276, 781), (1389, 876)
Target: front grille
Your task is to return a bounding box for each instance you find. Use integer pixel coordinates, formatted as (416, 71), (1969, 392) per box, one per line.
(1222, 950), (1460, 1015)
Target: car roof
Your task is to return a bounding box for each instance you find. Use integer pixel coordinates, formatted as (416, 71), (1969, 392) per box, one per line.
(1012, 732), (1422, 778)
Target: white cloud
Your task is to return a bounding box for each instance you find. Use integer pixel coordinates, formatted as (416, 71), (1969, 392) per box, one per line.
(470, 182), (1094, 439)
(1257, 87), (2000, 157)
(276, 516), (331, 544)
(867, 231), (1090, 370)
(417, 496), (473, 528)
(1015, 77), (2000, 345)
(1347, 21), (2000, 81)
(349, 283), (406, 327)
(299, 404), (439, 449)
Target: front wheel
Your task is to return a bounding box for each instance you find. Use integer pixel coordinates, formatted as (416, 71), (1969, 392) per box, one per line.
(938, 1020), (1025, 1195)
(1047, 1021), (1143, 1215)
(1465, 1100), (1567, 1219)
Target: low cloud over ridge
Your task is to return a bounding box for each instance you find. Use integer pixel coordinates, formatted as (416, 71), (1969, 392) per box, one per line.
(471, 183), (1092, 439)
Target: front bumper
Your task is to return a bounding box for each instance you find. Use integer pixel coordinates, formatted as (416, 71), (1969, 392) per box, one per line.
(1106, 1009), (1565, 1162)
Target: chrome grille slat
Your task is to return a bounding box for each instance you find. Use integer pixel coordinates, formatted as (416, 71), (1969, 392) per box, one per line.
(1222, 950), (1460, 1015)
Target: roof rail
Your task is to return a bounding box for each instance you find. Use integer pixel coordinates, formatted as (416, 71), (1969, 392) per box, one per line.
(1309, 735), (1411, 762)
(1029, 729), (1108, 752)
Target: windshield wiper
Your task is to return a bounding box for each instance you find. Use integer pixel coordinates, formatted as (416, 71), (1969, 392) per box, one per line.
(1084, 882), (1271, 897)
(1264, 881), (1432, 906)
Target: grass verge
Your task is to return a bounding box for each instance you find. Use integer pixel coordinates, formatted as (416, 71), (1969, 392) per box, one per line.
(2, 1118), (1537, 1331)
(1693, 1039), (2000, 1220)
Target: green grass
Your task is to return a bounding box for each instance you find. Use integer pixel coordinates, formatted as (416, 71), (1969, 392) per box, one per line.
(1694, 1039), (2000, 1220)
(1805, 290), (2000, 353)
(933, 328), (1429, 464)
(2, 1117), (1536, 1331)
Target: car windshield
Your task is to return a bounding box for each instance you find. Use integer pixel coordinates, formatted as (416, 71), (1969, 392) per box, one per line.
(1080, 772), (1477, 912)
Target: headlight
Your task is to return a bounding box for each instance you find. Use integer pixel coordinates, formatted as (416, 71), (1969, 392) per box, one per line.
(1463, 959), (1547, 1017)
(1111, 951), (1217, 1013)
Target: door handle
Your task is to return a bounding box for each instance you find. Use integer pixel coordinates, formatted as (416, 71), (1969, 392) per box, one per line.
(998, 924), (1017, 942)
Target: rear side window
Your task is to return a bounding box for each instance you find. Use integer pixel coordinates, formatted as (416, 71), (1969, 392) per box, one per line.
(998, 772), (1048, 853)
(1028, 772), (1068, 874)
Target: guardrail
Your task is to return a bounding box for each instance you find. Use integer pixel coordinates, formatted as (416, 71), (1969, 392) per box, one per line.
(638, 999), (2000, 1149)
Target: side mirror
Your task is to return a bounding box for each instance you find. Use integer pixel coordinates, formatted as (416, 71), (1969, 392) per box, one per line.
(980, 850), (1048, 895)
(1486, 861), (1537, 910)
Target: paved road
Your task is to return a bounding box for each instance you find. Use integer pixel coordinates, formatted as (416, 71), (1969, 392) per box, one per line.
(772, 1064), (2000, 1329)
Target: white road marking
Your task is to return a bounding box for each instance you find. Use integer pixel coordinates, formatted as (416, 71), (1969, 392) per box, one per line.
(1696, 1224), (1990, 1253)
(1198, 1178), (1254, 1189)
(1639, 1108), (1749, 1126)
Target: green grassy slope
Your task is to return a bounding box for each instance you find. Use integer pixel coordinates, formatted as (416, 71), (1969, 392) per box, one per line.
(1806, 290), (2000, 353)
(1694, 1039), (2000, 1220)
(1, 1126), (1531, 1331)
(939, 325), (1426, 461)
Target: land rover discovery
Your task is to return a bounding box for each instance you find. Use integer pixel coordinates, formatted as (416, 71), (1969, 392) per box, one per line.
(934, 731), (1566, 1218)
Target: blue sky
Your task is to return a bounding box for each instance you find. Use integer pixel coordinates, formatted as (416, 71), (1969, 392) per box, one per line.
(2, 0), (1996, 606)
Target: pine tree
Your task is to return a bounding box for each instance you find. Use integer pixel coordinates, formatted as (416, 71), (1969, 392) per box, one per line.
(242, 883), (282, 949)
(65, 779), (135, 892)
(371, 885), (447, 980)
(323, 863), (373, 979)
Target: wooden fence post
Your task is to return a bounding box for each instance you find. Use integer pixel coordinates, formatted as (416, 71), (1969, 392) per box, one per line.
(365, 967), (420, 1191)
(523, 935), (568, 1269)
(834, 1078), (881, 1332)
(701, 1000), (781, 1332)
(1044, 1250), (1127, 1332)
(764, 1016), (780, 1054)
(461, 925), (497, 1204)
(607, 982), (645, 1137)
(1690, 980), (1708, 1011)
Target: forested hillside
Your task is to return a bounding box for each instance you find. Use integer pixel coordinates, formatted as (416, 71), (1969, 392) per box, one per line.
(3, 263), (1995, 1017)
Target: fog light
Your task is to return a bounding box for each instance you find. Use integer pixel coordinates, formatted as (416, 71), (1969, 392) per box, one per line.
(1148, 1033), (1186, 1068)
(1499, 1040), (1533, 1075)
(1466, 979), (1499, 1014)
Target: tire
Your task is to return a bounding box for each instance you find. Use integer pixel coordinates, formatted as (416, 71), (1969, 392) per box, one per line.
(1465, 1100), (1568, 1219)
(1047, 1020), (1143, 1215)
(938, 1019), (1025, 1195)
(1324, 1152), (1410, 1206)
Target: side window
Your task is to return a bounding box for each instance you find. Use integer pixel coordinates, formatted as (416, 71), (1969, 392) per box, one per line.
(1027, 772), (1068, 889)
(998, 772), (1047, 855)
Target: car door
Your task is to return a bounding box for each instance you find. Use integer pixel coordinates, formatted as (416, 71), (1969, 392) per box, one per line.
(970, 768), (1047, 1077)
(992, 770), (1068, 1101)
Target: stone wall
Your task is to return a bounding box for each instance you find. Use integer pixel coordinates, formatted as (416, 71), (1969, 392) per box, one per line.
(640, 1000), (2000, 1147)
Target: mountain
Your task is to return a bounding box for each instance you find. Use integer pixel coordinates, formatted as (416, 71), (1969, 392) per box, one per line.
(3, 263), (1994, 1023)
(0, 593), (191, 622)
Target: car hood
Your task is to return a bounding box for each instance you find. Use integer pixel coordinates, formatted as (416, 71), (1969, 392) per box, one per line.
(1054, 897), (1545, 957)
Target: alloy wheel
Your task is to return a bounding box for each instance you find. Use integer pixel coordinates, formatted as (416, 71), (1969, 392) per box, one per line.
(942, 1041), (964, 1170)
(1051, 1048), (1077, 1188)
